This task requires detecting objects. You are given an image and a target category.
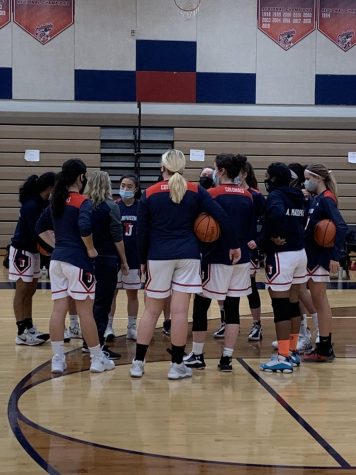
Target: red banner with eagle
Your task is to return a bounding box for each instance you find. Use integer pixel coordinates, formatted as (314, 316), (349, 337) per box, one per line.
(318, 0), (356, 51)
(257, 0), (316, 50)
(13, 0), (74, 45)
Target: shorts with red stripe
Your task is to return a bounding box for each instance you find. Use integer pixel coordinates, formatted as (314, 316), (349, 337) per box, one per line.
(9, 246), (41, 282)
(202, 262), (252, 300)
(117, 268), (142, 290)
(265, 249), (307, 292)
(145, 259), (201, 299)
(307, 265), (330, 283)
(50, 260), (96, 301)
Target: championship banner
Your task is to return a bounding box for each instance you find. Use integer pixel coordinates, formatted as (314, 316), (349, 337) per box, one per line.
(0, 0), (11, 30)
(257, 0), (316, 50)
(13, 0), (74, 45)
(318, 0), (356, 51)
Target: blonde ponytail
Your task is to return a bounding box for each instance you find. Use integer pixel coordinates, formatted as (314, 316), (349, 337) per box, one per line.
(161, 149), (187, 204)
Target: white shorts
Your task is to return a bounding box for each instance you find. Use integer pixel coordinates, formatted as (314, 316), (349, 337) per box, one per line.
(117, 268), (141, 290)
(307, 266), (330, 283)
(50, 260), (96, 301)
(9, 246), (41, 282)
(202, 262), (252, 300)
(145, 259), (202, 299)
(265, 249), (307, 292)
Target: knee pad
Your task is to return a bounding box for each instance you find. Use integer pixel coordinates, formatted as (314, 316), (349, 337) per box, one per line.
(289, 301), (300, 318)
(224, 296), (240, 324)
(247, 277), (261, 309)
(192, 294), (211, 331)
(272, 298), (291, 323)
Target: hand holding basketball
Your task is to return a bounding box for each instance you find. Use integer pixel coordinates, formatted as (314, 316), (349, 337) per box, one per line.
(314, 219), (336, 248)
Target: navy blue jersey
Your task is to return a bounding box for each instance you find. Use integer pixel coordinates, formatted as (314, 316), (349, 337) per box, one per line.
(92, 199), (123, 259)
(205, 185), (255, 265)
(305, 190), (347, 271)
(262, 186), (305, 254)
(137, 180), (234, 263)
(118, 200), (140, 269)
(12, 195), (49, 253)
(36, 192), (93, 272)
(248, 187), (266, 237)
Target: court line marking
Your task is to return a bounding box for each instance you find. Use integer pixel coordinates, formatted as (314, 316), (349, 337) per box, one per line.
(237, 357), (351, 469)
(8, 354), (353, 472)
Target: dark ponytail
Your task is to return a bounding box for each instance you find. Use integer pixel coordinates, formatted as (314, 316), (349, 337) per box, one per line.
(19, 172), (56, 204)
(215, 153), (247, 180)
(245, 161), (258, 189)
(51, 159), (87, 217)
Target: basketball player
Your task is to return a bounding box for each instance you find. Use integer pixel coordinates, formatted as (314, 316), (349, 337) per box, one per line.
(241, 161), (266, 342)
(303, 164), (347, 362)
(260, 162), (307, 373)
(86, 171), (129, 359)
(184, 154), (253, 372)
(9, 172), (55, 345)
(37, 159), (115, 374)
(106, 174), (141, 342)
(130, 149), (239, 380)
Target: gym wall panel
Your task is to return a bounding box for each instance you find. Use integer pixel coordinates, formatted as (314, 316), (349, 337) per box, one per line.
(12, 26), (74, 100)
(256, 30), (316, 105)
(136, 71), (196, 103)
(75, 0), (136, 71)
(137, 0), (197, 41)
(315, 75), (356, 106)
(0, 67), (12, 99)
(196, 73), (255, 104)
(75, 70), (136, 101)
(0, 23), (12, 66)
(136, 40), (196, 72)
(197, 0), (256, 74)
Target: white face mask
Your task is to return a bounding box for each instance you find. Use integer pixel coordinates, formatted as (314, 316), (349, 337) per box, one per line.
(304, 178), (318, 193)
(234, 176), (242, 186)
(212, 170), (220, 186)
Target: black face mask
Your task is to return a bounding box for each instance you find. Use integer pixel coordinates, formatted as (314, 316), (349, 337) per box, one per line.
(199, 176), (214, 189)
(264, 178), (275, 194)
(80, 175), (87, 194)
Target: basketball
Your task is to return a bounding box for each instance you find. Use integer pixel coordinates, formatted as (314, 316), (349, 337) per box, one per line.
(194, 212), (221, 243)
(314, 219), (336, 248)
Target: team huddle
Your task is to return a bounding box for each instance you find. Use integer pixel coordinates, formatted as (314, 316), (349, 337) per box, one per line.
(8, 149), (347, 379)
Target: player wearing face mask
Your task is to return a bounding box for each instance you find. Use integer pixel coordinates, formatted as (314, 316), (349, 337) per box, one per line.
(199, 167), (214, 190)
(105, 175), (142, 342)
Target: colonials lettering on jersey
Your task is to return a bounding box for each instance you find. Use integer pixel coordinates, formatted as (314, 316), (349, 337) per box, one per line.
(285, 208), (304, 217)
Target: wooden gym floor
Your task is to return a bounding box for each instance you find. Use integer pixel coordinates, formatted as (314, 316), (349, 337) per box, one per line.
(1, 267), (356, 475)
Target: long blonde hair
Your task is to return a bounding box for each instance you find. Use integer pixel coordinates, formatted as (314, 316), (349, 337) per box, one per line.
(306, 163), (338, 206)
(161, 149), (187, 204)
(87, 171), (113, 207)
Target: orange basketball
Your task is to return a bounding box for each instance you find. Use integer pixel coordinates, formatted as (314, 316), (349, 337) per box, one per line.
(314, 219), (336, 248)
(194, 212), (221, 243)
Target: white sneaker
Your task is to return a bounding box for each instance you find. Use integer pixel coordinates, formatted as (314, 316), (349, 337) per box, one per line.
(68, 324), (82, 339)
(130, 359), (145, 378)
(104, 324), (115, 342)
(271, 340), (278, 349)
(126, 325), (137, 341)
(51, 354), (67, 374)
(168, 362), (193, 380)
(29, 326), (50, 341)
(90, 352), (115, 373)
(64, 327), (71, 343)
(16, 329), (46, 346)
(314, 330), (320, 344)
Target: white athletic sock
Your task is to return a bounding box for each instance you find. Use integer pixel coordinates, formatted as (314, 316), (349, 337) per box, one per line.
(69, 314), (79, 326)
(51, 341), (64, 358)
(299, 314), (308, 336)
(192, 342), (204, 355)
(311, 313), (319, 331)
(128, 316), (137, 327)
(89, 344), (101, 358)
(223, 347), (234, 358)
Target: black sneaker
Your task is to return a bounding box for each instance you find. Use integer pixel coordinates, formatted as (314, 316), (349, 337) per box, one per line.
(102, 345), (121, 360)
(248, 322), (263, 341)
(183, 352), (206, 369)
(213, 323), (225, 338)
(163, 319), (171, 336)
(218, 355), (232, 372)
